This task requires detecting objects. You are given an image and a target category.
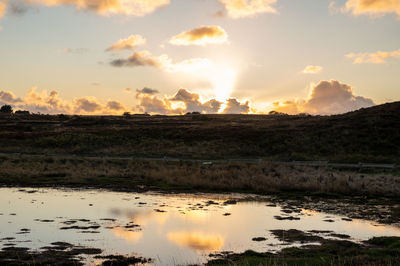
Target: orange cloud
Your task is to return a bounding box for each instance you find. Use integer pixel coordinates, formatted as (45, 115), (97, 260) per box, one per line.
(23, 87), (73, 114)
(346, 49), (400, 64)
(219, 0), (278, 18)
(136, 93), (176, 114)
(344, 0), (400, 17)
(106, 34), (146, 51)
(272, 100), (302, 115)
(0, 0), (7, 18)
(26, 0), (169, 16)
(169, 26), (228, 46)
(1, 82), (376, 116)
(135, 88), (251, 115)
(1, 87), (127, 115)
(302, 65), (323, 74)
(272, 80), (375, 115)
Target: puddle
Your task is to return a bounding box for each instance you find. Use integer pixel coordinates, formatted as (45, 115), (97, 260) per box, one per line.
(0, 187), (399, 265)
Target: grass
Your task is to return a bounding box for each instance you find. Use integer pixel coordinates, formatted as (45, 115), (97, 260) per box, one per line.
(0, 101), (399, 163)
(207, 234), (400, 266)
(0, 155), (399, 196)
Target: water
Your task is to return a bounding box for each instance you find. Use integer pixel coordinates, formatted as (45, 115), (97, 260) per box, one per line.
(0, 187), (399, 265)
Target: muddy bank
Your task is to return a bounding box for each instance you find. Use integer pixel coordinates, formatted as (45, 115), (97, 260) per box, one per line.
(0, 242), (151, 265)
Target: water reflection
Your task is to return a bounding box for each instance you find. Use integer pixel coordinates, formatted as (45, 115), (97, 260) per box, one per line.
(167, 231), (224, 251)
(1, 188), (399, 266)
(111, 228), (143, 243)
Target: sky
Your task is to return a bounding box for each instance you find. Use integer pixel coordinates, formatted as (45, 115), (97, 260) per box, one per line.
(0, 0), (399, 115)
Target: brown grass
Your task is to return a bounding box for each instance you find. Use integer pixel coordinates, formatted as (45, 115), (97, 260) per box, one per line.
(0, 155), (399, 196)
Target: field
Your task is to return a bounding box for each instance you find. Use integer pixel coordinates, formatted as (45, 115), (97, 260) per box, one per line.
(0, 102), (399, 163)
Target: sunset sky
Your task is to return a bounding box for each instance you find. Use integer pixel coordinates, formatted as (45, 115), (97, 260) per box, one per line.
(0, 0), (399, 115)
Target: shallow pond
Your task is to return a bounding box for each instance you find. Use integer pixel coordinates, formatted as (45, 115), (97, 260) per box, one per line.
(1, 187), (399, 265)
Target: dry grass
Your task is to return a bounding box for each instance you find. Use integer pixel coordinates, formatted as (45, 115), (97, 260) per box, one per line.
(0, 155), (399, 196)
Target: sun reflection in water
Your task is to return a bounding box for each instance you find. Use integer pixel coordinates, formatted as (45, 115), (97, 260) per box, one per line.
(167, 231), (224, 251)
(111, 228), (143, 243)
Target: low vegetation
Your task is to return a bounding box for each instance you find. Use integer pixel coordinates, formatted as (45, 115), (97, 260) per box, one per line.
(0, 155), (399, 196)
(0, 242), (150, 265)
(0, 102), (399, 163)
(207, 234), (400, 266)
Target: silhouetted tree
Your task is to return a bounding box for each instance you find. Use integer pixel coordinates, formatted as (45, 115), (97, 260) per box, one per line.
(0, 105), (13, 114)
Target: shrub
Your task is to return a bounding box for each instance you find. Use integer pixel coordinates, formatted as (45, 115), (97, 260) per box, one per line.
(0, 105), (13, 114)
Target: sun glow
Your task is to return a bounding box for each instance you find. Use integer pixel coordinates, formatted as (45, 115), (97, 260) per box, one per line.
(171, 59), (237, 102)
(209, 66), (236, 102)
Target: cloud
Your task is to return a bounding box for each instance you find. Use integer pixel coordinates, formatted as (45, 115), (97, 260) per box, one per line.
(272, 80), (375, 115)
(304, 80), (375, 114)
(136, 87), (159, 95)
(106, 100), (126, 111)
(302, 65), (323, 74)
(106, 34), (146, 51)
(136, 94), (174, 114)
(0, 91), (23, 105)
(136, 89), (252, 115)
(73, 97), (103, 113)
(1, 87), (127, 115)
(346, 49), (400, 64)
(124, 88), (131, 93)
(110, 50), (212, 74)
(110, 50), (165, 67)
(20, 87), (73, 114)
(272, 100), (302, 115)
(171, 89), (222, 113)
(222, 98), (250, 114)
(0, 0), (7, 18)
(136, 88), (251, 115)
(219, 0), (278, 18)
(63, 48), (89, 54)
(2, 81), (375, 116)
(8, 0), (34, 16)
(169, 26), (228, 46)
(25, 0), (170, 16)
(344, 0), (400, 18)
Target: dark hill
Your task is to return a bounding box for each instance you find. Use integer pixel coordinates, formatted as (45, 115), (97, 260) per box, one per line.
(0, 102), (399, 163)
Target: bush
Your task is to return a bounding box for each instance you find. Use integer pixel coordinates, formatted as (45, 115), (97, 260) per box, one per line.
(0, 105), (13, 114)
